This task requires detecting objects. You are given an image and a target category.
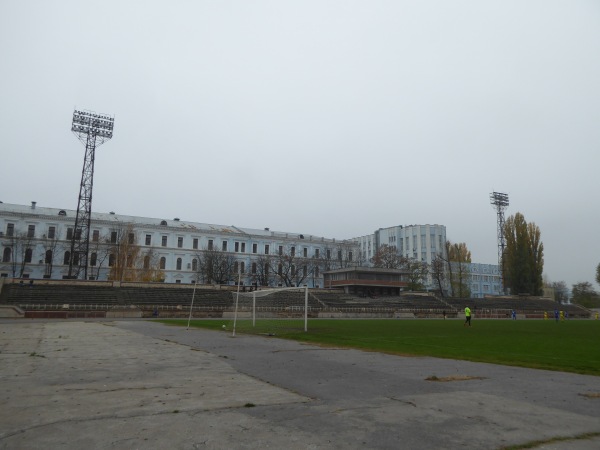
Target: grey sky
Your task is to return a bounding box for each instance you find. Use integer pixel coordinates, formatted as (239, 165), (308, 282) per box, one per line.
(1, 1), (599, 289)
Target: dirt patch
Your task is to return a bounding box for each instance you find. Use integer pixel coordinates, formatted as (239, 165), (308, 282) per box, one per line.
(425, 375), (487, 382)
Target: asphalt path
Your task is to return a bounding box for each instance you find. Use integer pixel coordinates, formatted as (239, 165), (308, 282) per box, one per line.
(1, 319), (599, 450)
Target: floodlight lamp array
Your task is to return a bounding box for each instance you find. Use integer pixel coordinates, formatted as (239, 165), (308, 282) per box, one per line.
(71, 110), (114, 139)
(490, 192), (509, 208)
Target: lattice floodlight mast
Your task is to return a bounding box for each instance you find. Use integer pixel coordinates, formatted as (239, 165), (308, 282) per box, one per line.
(68, 109), (114, 280)
(490, 192), (509, 294)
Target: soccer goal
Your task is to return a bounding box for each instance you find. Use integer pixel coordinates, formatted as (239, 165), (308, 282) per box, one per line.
(228, 286), (310, 336)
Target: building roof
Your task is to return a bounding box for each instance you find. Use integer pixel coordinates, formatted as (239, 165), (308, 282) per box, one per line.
(0, 202), (340, 243)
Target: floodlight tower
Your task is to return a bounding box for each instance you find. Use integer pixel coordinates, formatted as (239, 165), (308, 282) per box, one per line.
(490, 192), (509, 294)
(68, 109), (114, 279)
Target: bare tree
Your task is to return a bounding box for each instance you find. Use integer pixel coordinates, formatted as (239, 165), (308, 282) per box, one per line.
(88, 231), (111, 280)
(251, 254), (274, 287)
(41, 227), (63, 278)
(195, 246), (235, 284)
(269, 243), (314, 287)
(370, 244), (404, 269)
(430, 255), (446, 296)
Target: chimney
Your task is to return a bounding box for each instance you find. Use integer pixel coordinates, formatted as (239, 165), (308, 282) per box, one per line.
(31, 201), (36, 209)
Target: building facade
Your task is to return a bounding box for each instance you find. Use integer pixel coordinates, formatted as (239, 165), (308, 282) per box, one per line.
(0, 202), (357, 287)
(1, 201), (501, 296)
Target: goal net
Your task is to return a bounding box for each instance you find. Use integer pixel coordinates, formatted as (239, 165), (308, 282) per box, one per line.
(226, 286), (310, 336)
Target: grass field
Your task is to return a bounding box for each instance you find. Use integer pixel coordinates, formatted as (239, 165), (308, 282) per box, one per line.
(161, 318), (600, 376)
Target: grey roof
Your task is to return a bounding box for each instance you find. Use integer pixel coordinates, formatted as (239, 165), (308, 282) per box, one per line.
(0, 202), (338, 243)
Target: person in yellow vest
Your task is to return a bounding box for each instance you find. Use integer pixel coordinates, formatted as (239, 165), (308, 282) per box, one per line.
(544, 311), (548, 320)
(464, 306), (472, 327)
(595, 312), (599, 320)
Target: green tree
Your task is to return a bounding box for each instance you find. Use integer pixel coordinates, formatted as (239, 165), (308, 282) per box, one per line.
(443, 241), (471, 298)
(571, 282), (600, 308)
(404, 258), (429, 291)
(503, 212), (544, 296)
(596, 262), (600, 286)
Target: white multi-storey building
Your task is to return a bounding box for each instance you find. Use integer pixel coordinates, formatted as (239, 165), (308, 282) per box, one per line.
(0, 201), (356, 287)
(353, 224), (447, 266)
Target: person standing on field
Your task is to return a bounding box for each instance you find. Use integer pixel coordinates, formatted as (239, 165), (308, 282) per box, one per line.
(464, 306), (471, 327)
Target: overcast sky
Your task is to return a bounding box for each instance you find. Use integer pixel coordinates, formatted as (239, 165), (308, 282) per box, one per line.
(1, 1), (599, 289)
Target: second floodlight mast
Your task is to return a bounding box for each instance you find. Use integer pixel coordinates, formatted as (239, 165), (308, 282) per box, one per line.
(68, 109), (114, 280)
(490, 191), (509, 294)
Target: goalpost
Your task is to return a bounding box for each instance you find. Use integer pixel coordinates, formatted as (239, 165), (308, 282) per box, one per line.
(230, 285), (310, 336)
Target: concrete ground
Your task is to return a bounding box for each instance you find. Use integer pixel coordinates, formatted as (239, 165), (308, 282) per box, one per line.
(0, 319), (599, 450)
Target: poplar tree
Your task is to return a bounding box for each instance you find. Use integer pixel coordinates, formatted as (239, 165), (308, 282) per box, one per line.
(503, 212), (544, 295)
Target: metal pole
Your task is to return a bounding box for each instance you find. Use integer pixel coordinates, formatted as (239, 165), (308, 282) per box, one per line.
(186, 280), (198, 330)
(304, 285), (308, 332)
(232, 269), (242, 337)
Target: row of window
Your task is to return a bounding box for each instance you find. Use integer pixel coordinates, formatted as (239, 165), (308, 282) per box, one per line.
(3, 224), (344, 259)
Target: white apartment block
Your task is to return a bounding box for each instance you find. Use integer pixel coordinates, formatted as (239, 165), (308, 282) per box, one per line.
(354, 224), (447, 266)
(0, 202), (357, 287)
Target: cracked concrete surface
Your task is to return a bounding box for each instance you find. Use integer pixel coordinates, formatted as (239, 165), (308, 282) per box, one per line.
(1, 320), (599, 449)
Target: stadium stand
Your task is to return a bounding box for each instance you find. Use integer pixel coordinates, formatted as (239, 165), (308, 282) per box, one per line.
(0, 280), (591, 319)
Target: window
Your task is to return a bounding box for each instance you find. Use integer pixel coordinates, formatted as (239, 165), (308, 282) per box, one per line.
(45, 250), (53, 264)
(192, 258), (198, 271)
(264, 244), (269, 255)
(326, 249), (331, 259)
(90, 253), (97, 267)
(291, 265), (296, 276)
(109, 254), (115, 267)
(303, 247), (308, 257)
(92, 230), (99, 242)
(127, 254), (134, 267)
(193, 238), (198, 250)
(2, 248), (11, 263)
(160, 257), (166, 270)
(303, 265), (307, 276)
(143, 255), (150, 269)
(278, 264), (283, 276)
(235, 242), (239, 252)
(176, 258), (182, 270)
(145, 234), (151, 245)
(222, 241), (228, 251)
(67, 228), (73, 240)
(208, 239), (213, 250)
(6, 223), (14, 237)
(128, 233), (135, 244)
(278, 245), (283, 256)
(63, 251), (70, 265)
(48, 226), (56, 239)
(74, 229), (81, 240)
(291, 246), (295, 256)
(348, 251), (353, 262)
(240, 261), (245, 273)
(314, 266), (319, 277)
(337, 250), (342, 261)
(315, 249), (320, 258)
(27, 225), (35, 238)
(111, 231), (117, 243)
(252, 243), (257, 254)
(241, 242), (246, 253)
(24, 248), (32, 263)
(161, 236), (167, 247)
(177, 237), (183, 248)
(252, 262), (257, 274)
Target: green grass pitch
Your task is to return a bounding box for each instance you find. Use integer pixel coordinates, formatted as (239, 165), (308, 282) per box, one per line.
(162, 318), (600, 376)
